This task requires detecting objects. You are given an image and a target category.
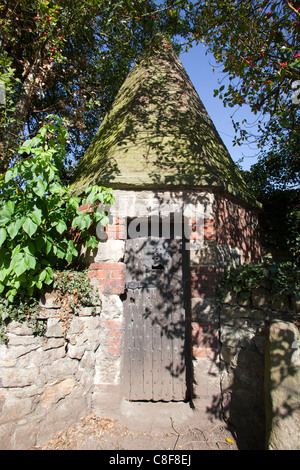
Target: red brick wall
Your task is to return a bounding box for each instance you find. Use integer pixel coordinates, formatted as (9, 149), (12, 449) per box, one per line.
(104, 217), (126, 240)
(100, 320), (123, 357)
(188, 195), (260, 361)
(87, 262), (125, 295)
(86, 217), (127, 295)
(214, 194), (261, 264)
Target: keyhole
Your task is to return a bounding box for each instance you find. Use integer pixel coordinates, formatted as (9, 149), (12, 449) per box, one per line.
(151, 264), (164, 270)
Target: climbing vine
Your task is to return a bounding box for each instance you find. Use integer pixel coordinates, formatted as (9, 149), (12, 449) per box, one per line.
(0, 269), (100, 343)
(218, 261), (300, 307)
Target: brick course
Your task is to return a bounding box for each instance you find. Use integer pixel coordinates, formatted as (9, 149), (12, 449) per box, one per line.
(88, 262), (125, 295)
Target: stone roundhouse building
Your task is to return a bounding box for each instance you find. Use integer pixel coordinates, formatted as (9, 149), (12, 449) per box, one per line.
(71, 38), (261, 412)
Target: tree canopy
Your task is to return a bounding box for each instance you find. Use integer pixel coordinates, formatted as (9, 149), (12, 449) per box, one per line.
(190, 0), (300, 191)
(0, 0), (194, 175)
(1, 0), (299, 268)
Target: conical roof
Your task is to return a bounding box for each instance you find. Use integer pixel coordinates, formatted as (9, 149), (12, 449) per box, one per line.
(71, 38), (259, 208)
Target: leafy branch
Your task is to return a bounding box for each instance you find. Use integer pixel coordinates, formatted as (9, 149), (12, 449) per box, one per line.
(0, 115), (114, 302)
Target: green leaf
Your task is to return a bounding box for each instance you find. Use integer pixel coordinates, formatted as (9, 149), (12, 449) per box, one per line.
(0, 228), (7, 247)
(0, 213), (11, 226)
(33, 179), (47, 197)
(53, 243), (66, 259)
(13, 256), (27, 277)
(55, 220), (68, 234)
(7, 217), (24, 239)
(4, 169), (14, 183)
(68, 240), (78, 256)
(24, 252), (37, 270)
(3, 200), (14, 217)
(23, 217), (38, 237)
(39, 268), (48, 282)
(30, 206), (43, 225)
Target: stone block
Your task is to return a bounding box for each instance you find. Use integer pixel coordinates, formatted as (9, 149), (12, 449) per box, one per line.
(191, 296), (218, 323)
(39, 291), (61, 309)
(95, 239), (125, 263)
(266, 320), (300, 450)
(41, 337), (65, 351)
(40, 377), (77, 407)
(6, 321), (34, 336)
(1, 367), (37, 388)
(45, 318), (63, 338)
(252, 287), (267, 308)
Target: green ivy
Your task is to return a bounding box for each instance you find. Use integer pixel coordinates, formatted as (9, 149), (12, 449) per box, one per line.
(0, 296), (43, 343)
(0, 268), (101, 343)
(218, 261), (300, 305)
(52, 269), (100, 313)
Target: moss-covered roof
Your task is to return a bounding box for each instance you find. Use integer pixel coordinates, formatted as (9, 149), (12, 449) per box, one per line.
(70, 38), (260, 208)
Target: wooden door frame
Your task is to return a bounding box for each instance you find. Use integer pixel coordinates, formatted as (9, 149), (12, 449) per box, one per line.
(121, 215), (192, 402)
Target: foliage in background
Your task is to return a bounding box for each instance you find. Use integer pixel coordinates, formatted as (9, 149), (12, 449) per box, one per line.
(190, 0), (300, 191)
(241, 176), (300, 265)
(0, 0), (195, 176)
(0, 116), (114, 302)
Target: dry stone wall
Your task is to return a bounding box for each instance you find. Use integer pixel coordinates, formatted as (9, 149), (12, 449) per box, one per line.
(219, 287), (300, 450)
(265, 320), (300, 450)
(0, 293), (103, 450)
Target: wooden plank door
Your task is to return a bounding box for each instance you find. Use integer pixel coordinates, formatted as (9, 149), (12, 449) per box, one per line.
(121, 237), (187, 401)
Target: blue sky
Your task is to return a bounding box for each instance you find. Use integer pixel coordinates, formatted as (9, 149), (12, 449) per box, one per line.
(178, 42), (260, 171)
